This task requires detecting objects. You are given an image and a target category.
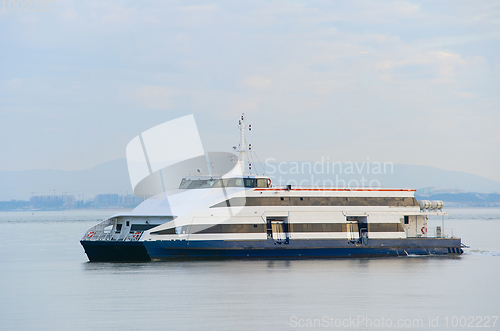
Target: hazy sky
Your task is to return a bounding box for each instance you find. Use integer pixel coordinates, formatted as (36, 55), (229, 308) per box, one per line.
(1, 1), (499, 182)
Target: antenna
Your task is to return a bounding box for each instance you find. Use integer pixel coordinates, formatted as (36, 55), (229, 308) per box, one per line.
(238, 113), (246, 166)
(236, 113), (259, 174)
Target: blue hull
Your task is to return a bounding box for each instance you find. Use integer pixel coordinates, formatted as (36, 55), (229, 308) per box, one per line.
(143, 238), (463, 260)
(81, 238), (463, 262)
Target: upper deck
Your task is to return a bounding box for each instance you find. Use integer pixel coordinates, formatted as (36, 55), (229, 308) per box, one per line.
(179, 176), (416, 197)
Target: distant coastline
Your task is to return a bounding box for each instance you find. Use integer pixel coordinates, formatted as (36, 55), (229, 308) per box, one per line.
(1, 159), (499, 210)
(415, 191), (500, 208)
(2, 159), (500, 201)
(0, 193), (144, 212)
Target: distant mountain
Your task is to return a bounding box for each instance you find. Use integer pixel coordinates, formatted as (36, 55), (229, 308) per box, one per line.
(415, 192), (500, 207)
(261, 162), (500, 193)
(1, 159), (499, 200)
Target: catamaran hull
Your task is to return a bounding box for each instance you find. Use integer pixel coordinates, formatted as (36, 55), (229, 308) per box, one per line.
(142, 238), (463, 261)
(81, 238), (463, 262)
(81, 241), (151, 262)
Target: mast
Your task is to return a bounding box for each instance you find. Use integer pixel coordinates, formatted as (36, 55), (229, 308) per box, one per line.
(238, 113), (246, 166)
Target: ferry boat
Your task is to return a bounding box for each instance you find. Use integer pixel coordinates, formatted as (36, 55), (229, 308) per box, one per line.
(81, 114), (463, 262)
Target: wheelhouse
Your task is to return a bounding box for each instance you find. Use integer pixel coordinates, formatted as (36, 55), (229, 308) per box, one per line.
(179, 176), (269, 189)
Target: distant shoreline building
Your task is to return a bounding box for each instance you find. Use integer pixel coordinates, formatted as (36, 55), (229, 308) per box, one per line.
(30, 194), (75, 209)
(95, 194), (144, 208)
(0, 194), (146, 211)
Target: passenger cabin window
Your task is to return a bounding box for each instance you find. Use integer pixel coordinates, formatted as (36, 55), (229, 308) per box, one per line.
(179, 178), (267, 189)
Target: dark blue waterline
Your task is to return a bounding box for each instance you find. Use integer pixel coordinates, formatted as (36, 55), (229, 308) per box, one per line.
(79, 237), (463, 262)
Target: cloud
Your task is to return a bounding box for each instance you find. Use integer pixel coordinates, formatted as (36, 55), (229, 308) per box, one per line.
(432, 51), (466, 66)
(241, 76), (272, 90)
(1, 0), (499, 182)
(179, 5), (217, 12)
(133, 86), (176, 110)
(1, 78), (22, 89)
(375, 51), (465, 71)
(62, 9), (77, 20)
(459, 92), (474, 98)
(395, 2), (420, 14)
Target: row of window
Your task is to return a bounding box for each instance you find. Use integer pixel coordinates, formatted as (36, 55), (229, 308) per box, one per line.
(150, 222), (404, 235)
(211, 196), (419, 208)
(179, 178), (268, 189)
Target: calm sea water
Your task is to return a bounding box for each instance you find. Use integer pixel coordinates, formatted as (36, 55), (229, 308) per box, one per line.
(0, 208), (498, 330)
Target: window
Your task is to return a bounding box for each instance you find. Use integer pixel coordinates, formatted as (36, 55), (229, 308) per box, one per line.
(180, 177), (256, 189)
(179, 179), (191, 189)
(227, 178), (244, 187)
(104, 225), (112, 234)
(180, 179), (218, 189)
(244, 178), (255, 188)
(212, 179), (224, 188)
(200, 179), (216, 188)
(214, 178), (245, 187)
(187, 180), (205, 189)
(256, 179), (268, 188)
(404, 216), (409, 224)
(213, 179), (232, 188)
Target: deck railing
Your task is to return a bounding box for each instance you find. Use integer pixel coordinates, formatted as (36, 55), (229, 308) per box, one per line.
(428, 226), (455, 239)
(81, 219), (142, 242)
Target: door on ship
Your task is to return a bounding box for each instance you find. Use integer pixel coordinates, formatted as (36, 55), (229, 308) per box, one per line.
(346, 216), (368, 245)
(266, 217), (289, 244)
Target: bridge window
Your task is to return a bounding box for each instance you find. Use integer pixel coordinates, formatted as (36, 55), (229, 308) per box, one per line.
(180, 178), (258, 189)
(256, 179), (268, 188)
(244, 178), (255, 188)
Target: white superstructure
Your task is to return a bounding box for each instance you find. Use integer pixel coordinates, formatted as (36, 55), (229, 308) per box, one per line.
(81, 114), (461, 262)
